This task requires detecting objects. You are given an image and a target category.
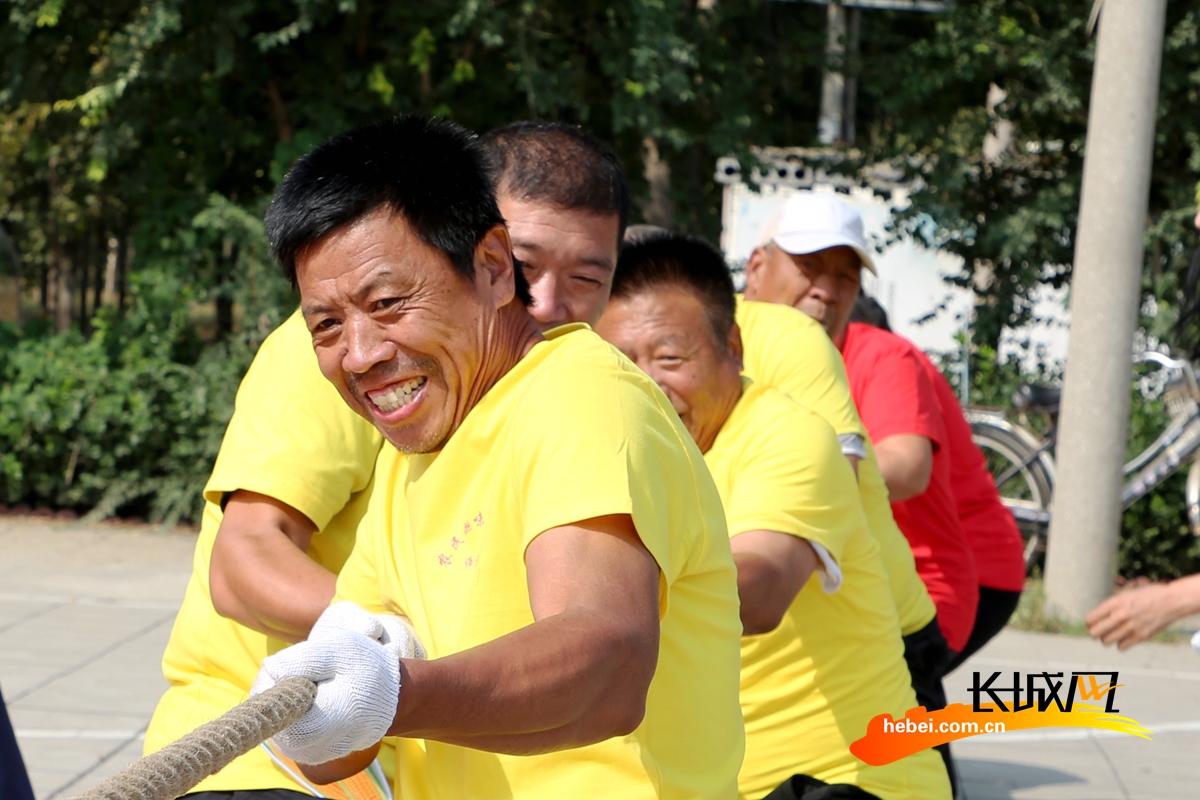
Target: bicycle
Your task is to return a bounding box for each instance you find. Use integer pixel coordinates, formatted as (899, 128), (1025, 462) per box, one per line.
(968, 349), (1200, 575)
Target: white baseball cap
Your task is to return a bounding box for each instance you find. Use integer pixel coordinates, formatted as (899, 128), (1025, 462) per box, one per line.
(758, 192), (877, 275)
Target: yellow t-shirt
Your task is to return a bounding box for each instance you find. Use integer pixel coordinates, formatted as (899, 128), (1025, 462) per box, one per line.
(705, 382), (950, 800)
(736, 298), (936, 636)
(144, 310), (386, 793)
(335, 324), (745, 800)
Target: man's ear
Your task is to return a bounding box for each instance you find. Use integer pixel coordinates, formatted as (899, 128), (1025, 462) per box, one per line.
(475, 224), (516, 307)
(744, 246), (766, 297)
(727, 321), (744, 372)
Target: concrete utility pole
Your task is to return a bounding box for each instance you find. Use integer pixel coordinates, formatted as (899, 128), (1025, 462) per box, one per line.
(817, 1), (847, 145)
(812, 0), (949, 146)
(1044, 0), (1168, 621)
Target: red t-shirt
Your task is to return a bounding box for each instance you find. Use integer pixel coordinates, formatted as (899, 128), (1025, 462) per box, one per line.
(839, 323), (978, 651)
(927, 361), (1027, 592)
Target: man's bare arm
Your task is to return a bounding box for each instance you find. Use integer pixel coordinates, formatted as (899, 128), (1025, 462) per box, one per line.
(210, 491), (335, 642)
(296, 513), (660, 783)
(1087, 573), (1200, 650)
(730, 529), (818, 635)
(874, 434), (933, 501)
(844, 453), (860, 479)
(391, 513), (660, 751)
(300, 745), (381, 787)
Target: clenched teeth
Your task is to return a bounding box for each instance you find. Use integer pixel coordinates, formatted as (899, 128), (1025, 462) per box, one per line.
(370, 377), (427, 413)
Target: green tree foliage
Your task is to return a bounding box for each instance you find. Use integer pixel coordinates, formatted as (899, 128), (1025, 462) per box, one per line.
(0, 276), (256, 524)
(863, 2), (1200, 352)
(4, 0), (1200, 563)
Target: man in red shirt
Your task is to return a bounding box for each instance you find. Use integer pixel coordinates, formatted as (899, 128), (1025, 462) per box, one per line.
(850, 295), (1026, 669)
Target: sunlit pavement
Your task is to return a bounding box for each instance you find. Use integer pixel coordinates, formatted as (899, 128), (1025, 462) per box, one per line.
(945, 624), (1200, 799)
(3, 517), (1199, 799)
(0, 517), (193, 799)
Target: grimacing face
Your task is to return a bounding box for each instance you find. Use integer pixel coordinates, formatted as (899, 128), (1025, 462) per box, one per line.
(499, 195), (621, 331)
(296, 206), (517, 453)
(745, 244), (862, 339)
(596, 285), (743, 454)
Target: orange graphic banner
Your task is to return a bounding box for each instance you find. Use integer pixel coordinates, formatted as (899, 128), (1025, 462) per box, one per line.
(850, 702), (1151, 767)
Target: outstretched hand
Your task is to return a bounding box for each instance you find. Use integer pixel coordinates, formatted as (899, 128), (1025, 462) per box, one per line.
(1086, 581), (1185, 650)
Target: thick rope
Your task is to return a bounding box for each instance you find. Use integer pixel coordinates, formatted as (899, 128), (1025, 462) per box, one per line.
(72, 677), (316, 800)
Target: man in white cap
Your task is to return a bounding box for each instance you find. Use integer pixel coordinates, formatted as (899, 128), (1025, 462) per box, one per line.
(744, 192), (979, 794)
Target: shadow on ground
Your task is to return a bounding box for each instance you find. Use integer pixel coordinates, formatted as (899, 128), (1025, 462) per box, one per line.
(959, 759), (1084, 800)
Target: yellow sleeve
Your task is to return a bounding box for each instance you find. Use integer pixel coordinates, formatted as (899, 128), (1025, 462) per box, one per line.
(331, 521), (388, 615)
(510, 347), (719, 586)
(723, 395), (864, 563)
(331, 452), (391, 616)
(204, 310), (383, 531)
(736, 299), (866, 439)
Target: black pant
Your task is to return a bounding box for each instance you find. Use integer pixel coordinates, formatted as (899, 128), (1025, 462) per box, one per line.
(901, 617), (957, 798)
(946, 586), (1022, 673)
(1, 686), (35, 800)
(186, 791), (311, 800)
(763, 774), (883, 800)
(901, 618), (953, 713)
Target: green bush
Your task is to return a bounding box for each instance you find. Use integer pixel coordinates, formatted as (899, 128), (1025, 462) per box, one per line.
(1118, 393), (1200, 580)
(0, 275), (265, 525)
(0, 194), (295, 525)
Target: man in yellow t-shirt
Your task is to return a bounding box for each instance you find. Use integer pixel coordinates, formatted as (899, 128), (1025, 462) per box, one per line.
(735, 298), (936, 642)
(478, 144), (936, 657)
(596, 231), (949, 800)
(250, 115), (744, 800)
(623, 229), (943, 719)
(143, 307), (391, 798)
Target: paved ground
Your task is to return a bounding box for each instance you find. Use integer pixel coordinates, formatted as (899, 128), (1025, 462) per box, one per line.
(945, 630), (1200, 799)
(0, 517), (195, 799)
(3, 517), (1200, 799)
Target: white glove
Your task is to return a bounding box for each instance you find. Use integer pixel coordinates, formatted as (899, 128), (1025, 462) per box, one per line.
(309, 601), (427, 660)
(251, 628), (400, 764)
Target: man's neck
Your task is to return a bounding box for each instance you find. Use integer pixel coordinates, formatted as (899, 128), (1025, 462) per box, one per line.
(460, 304), (546, 416)
(697, 370), (745, 455)
(832, 323), (849, 352)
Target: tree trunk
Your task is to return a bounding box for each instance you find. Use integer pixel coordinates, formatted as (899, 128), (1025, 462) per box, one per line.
(266, 78), (294, 143)
(103, 235), (118, 307)
(117, 233), (130, 313)
(39, 259), (49, 318)
(215, 239), (236, 340)
(641, 136), (674, 228)
(54, 254), (72, 333)
(78, 234), (91, 335)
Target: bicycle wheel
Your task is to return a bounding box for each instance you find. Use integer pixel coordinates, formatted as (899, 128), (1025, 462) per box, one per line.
(967, 411), (1056, 574)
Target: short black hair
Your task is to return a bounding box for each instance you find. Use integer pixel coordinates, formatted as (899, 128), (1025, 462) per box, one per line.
(265, 114), (530, 305)
(850, 291), (892, 331)
(623, 224), (668, 247)
(613, 230), (737, 349)
(480, 121), (631, 240)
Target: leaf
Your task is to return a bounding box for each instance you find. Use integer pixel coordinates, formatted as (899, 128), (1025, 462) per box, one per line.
(451, 59), (476, 84)
(409, 27), (436, 75)
(36, 0), (64, 28)
(86, 158), (107, 182)
(368, 63), (395, 106)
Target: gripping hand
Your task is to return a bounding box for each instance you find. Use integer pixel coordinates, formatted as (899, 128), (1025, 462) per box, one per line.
(309, 601), (427, 659)
(251, 629), (400, 764)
